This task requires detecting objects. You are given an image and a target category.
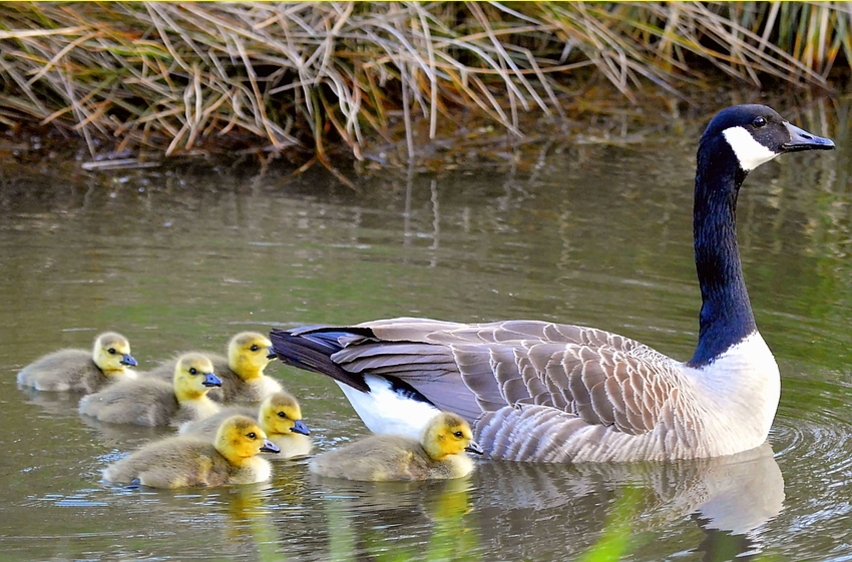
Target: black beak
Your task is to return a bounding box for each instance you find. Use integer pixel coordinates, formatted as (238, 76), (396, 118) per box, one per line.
(782, 122), (835, 152)
(266, 349), (278, 360)
(121, 354), (138, 367)
(203, 373), (222, 387)
(465, 440), (484, 455)
(290, 420), (311, 435)
(260, 439), (280, 454)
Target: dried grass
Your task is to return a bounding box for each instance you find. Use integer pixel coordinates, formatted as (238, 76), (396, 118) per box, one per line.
(0, 2), (847, 170)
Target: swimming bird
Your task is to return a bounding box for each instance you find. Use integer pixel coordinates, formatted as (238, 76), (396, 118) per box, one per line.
(270, 104), (835, 463)
(146, 332), (281, 404)
(103, 415), (280, 488)
(17, 332), (137, 393)
(79, 352), (222, 427)
(309, 412), (482, 481)
(179, 391), (312, 459)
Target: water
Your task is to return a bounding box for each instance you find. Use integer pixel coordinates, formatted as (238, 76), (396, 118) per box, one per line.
(1, 99), (851, 561)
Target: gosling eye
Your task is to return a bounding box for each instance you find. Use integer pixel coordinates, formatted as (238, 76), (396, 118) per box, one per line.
(108, 348), (117, 355)
(277, 411), (288, 419)
(752, 116), (767, 128)
(189, 367), (198, 375)
(250, 344), (260, 352)
(453, 431), (464, 438)
(247, 432), (257, 439)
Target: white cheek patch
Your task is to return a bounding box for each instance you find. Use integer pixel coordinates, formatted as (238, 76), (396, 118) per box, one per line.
(722, 126), (779, 172)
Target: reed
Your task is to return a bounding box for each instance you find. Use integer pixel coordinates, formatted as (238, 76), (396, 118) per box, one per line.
(0, 2), (847, 170)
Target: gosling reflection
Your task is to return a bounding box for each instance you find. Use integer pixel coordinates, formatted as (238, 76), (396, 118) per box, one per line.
(473, 443), (783, 559)
(306, 476), (479, 561)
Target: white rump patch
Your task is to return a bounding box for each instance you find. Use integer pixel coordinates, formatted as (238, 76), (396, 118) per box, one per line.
(722, 126), (779, 172)
(336, 375), (441, 440)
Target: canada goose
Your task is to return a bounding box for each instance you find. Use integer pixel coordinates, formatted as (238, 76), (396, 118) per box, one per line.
(103, 415), (280, 488)
(146, 332), (281, 403)
(179, 391), (312, 459)
(270, 105), (835, 463)
(79, 353), (222, 427)
(16, 332), (137, 393)
(309, 412), (482, 481)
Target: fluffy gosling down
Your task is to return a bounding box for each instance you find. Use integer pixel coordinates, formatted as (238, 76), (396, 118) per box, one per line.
(147, 332), (281, 403)
(79, 353), (222, 427)
(17, 332), (137, 393)
(103, 415), (280, 488)
(179, 391), (312, 459)
(309, 412), (483, 481)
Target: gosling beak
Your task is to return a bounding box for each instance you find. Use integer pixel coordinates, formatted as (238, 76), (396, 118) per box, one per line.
(266, 348), (278, 361)
(290, 419), (311, 436)
(465, 441), (484, 455)
(203, 372), (222, 387)
(260, 439), (280, 454)
(121, 354), (138, 367)
(782, 122), (835, 153)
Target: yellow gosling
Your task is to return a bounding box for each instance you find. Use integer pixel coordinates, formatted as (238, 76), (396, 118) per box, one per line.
(179, 391), (312, 459)
(309, 412), (483, 481)
(17, 332), (137, 394)
(78, 353), (222, 427)
(103, 415), (280, 488)
(146, 332), (281, 403)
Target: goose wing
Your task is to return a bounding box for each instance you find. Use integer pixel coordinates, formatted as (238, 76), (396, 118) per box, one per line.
(282, 318), (686, 438)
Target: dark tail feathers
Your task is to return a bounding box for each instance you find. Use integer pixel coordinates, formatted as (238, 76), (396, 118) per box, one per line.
(269, 328), (371, 392)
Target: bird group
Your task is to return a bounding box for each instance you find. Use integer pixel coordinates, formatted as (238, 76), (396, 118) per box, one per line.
(15, 105), (836, 489)
(18, 331), (481, 489)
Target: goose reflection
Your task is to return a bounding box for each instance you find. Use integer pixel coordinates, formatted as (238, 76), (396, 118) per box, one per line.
(472, 443), (783, 559)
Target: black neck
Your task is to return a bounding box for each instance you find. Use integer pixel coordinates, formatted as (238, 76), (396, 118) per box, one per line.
(688, 137), (757, 366)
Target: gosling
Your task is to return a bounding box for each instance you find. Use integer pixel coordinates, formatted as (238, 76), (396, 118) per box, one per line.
(146, 332), (281, 403)
(103, 415), (280, 488)
(17, 332), (137, 394)
(179, 391), (312, 459)
(79, 353), (221, 427)
(309, 412), (483, 481)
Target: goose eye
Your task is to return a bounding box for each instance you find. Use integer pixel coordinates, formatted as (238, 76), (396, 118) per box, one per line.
(277, 411), (287, 418)
(752, 116), (767, 128)
(453, 431), (464, 438)
(250, 344), (259, 352)
(189, 367), (198, 375)
(108, 348), (117, 355)
(247, 432), (256, 439)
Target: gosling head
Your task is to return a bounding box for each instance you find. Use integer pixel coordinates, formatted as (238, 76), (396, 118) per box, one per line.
(259, 391), (310, 437)
(421, 412), (483, 461)
(92, 332), (137, 375)
(227, 332), (274, 381)
(173, 353), (222, 401)
(215, 415), (280, 464)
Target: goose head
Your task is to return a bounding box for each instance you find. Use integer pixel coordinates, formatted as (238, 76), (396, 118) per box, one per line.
(92, 332), (137, 374)
(704, 104), (834, 173)
(173, 353), (222, 401)
(259, 391), (311, 436)
(421, 412), (483, 461)
(215, 415), (280, 465)
(228, 332), (274, 381)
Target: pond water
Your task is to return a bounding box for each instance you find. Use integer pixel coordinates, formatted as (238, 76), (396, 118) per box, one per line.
(1, 98), (851, 561)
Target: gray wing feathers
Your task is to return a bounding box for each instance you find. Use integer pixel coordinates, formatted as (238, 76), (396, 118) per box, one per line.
(337, 318), (687, 456)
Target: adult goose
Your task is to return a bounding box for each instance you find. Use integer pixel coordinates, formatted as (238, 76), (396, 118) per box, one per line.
(270, 104), (835, 463)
